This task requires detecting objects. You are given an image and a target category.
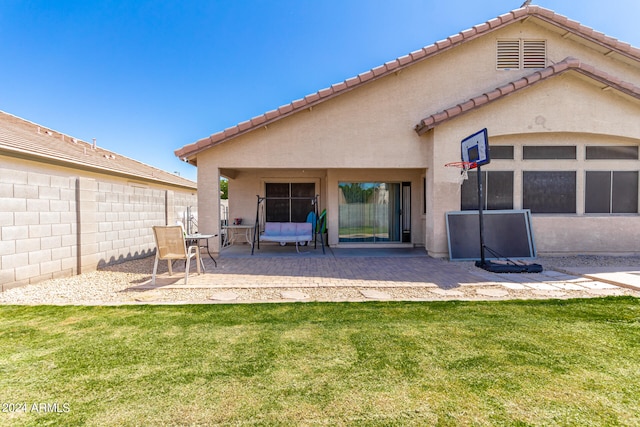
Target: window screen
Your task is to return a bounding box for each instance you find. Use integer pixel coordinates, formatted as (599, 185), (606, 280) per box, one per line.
(523, 146), (576, 160)
(586, 146), (639, 160)
(461, 171), (514, 211)
(523, 171), (576, 213)
(585, 172), (611, 213)
(587, 171), (639, 213)
(265, 182), (315, 222)
(613, 172), (639, 213)
(490, 146), (514, 160)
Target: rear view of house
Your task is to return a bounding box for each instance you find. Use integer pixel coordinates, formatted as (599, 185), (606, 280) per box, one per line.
(175, 5), (640, 258)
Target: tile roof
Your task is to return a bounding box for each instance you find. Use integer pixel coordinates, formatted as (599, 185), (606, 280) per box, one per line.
(0, 111), (196, 189)
(414, 57), (640, 134)
(175, 5), (640, 161)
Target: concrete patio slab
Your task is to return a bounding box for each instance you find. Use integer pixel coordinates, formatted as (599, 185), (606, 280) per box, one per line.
(140, 255), (640, 299)
(579, 281), (619, 289)
(4, 249), (640, 306)
(521, 282), (562, 291)
(498, 282), (529, 290)
(548, 283), (588, 291)
(557, 267), (640, 291)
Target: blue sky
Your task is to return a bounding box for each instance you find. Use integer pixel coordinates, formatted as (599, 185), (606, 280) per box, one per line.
(1, 0), (639, 182)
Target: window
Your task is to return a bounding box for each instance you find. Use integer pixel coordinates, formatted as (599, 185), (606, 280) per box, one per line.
(586, 146), (639, 160)
(265, 182), (315, 222)
(585, 171), (638, 213)
(491, 146), (514, 160)
(523, 146), (576, 160)
(461, 171), (514, 210)
(497, 40), (546, 70)
(523, 171), (576, 213)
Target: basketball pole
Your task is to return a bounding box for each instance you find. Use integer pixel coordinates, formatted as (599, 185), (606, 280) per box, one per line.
(476, 164), (486, 266)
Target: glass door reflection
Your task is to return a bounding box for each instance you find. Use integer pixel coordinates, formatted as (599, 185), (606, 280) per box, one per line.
(338, 182), (401, 243)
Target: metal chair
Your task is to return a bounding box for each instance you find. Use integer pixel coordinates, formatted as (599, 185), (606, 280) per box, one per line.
(152, 226), (201, 285)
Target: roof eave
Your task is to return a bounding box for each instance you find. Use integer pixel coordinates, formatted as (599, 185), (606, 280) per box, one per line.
(1, 146), (197, 190)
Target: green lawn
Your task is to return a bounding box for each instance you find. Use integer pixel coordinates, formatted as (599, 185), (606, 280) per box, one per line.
(1, 298), (639, 426)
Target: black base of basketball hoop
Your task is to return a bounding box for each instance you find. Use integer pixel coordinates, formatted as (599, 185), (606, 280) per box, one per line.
(475, 259), (543, 274)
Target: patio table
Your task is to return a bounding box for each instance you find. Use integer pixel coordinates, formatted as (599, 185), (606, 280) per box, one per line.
(185, 233), (217, 268)
(222, 225), (254, 248)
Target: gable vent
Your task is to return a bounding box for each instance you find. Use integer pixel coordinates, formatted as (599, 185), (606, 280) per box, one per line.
(523, 40), (546, 68)
(497, 40), (521, 69)
(497, 39), (546, 70)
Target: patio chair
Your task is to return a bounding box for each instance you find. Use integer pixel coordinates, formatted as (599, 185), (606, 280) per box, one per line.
(152, 225), (201, 285)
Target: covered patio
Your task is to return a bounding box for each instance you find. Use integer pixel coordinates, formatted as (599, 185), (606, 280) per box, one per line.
(214, 167), (427, 255)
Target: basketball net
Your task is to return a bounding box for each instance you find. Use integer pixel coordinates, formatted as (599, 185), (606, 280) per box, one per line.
(444, 161), (476, 185)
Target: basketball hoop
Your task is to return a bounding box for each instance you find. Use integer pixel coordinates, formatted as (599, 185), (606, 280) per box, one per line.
(445, 161), (477, 182)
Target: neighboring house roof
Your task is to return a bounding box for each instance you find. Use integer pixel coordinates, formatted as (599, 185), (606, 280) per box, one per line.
(0, 111), (196, 190)
(415, 57), (640, 134)
(175, 5), (640, 162)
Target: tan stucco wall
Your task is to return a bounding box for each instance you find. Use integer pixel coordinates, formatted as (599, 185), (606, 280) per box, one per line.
(227, 169), (326, 225)
(194, 18), (640, 257)
(533, 217), (640, 255)
(425, 72), (640, 257)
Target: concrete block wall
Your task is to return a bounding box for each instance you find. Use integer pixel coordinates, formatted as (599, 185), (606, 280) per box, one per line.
(1, 162), (197, 290)
(95, 182), (167, 266)
(0, 169), (78, 288)
(174, 191), (198, 229)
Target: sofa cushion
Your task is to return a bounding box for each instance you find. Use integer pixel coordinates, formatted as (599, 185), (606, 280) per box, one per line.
(261, 222), (312, 242)
(264, 222), (282, 236)
(281, 222), (296, 236)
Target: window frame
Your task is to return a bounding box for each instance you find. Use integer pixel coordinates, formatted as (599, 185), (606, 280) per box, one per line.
(264, 181), (317, 222)
(585, 171), (639, 214)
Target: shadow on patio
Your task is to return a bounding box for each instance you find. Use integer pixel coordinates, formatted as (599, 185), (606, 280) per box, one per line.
(125, 243), (492, 291)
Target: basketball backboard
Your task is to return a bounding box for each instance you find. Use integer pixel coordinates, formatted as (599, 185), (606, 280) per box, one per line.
(461, 128), (490, 166)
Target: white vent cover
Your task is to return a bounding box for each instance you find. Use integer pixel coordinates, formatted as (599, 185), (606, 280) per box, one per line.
(497, 39), (546, 70)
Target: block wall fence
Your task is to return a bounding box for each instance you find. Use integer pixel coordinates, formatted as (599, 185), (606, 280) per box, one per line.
(1, 166), (197, 290)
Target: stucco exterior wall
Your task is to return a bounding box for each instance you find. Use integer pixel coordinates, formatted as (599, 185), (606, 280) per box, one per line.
(0, 156), (197, 289)
(426, 75), (640, 257)
(227, 169), (327, 225)
(533, 216), (640, 254)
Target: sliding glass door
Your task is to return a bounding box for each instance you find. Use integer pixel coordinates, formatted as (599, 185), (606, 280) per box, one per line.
(338, 182), (405, 243)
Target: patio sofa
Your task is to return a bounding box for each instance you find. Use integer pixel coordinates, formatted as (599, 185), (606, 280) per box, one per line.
(259, 222), (313, 253)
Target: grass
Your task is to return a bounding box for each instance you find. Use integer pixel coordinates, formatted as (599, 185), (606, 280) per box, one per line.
(1, 297), (639, 426)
